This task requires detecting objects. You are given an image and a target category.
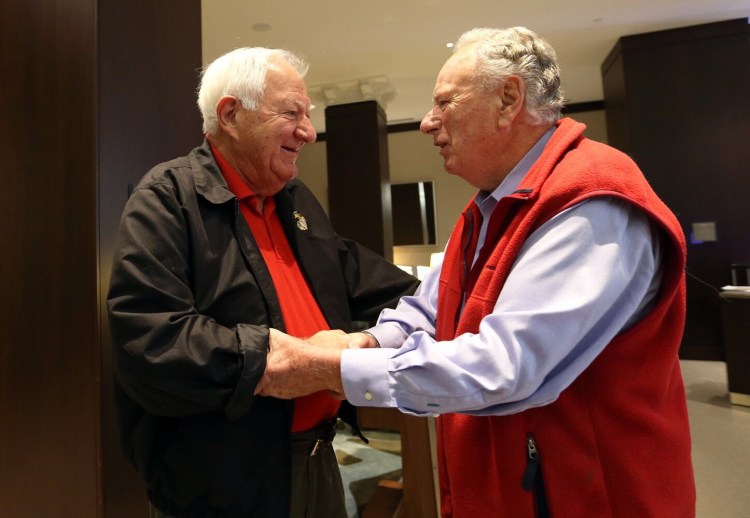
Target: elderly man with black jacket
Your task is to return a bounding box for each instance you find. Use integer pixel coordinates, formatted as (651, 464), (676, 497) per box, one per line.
(107, 47), (417, 517)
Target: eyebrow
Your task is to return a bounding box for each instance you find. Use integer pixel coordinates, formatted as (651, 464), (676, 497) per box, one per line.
(279, 98), (312, 116)
(432, 86), (453, 102)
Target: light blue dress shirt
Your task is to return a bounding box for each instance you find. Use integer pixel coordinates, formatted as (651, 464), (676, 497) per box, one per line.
(341, 128), (665, 416)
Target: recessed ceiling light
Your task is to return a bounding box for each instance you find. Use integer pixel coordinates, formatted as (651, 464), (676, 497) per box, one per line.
(446, 42), (454, 48)
(253, 22), (272, 32)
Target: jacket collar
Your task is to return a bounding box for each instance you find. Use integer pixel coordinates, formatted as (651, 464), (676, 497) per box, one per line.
(188, 138), (299, 206)
(188, 139), (236, 205)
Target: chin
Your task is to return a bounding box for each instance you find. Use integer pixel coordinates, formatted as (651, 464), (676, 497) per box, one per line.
(444, 163), (461, 177)
(279, 173), (298, 189)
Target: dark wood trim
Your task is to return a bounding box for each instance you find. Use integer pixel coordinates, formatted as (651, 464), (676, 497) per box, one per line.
(602, 18), (749, 75)
(387, 121), (423, 133)
(563, 100), (605, 113)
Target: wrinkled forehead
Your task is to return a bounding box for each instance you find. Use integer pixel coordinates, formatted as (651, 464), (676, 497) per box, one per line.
(433, 50), (479, 97)
(263, 63), (312, 105)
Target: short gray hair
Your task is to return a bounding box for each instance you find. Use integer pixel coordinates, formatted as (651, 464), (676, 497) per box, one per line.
(197, 47), (309, 135)
(454, 27), (564, 125)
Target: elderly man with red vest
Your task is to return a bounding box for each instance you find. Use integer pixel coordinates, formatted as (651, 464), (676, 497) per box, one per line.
(258, 27), (696, 517)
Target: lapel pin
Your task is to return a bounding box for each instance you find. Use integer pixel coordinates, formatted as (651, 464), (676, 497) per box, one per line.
(293, 211), (308, 231)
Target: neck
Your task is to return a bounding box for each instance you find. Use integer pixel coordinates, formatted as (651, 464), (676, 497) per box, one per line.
(487, 121), (553, 191)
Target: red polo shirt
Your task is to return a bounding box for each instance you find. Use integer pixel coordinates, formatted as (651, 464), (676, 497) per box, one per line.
(210, 142), (340, 432)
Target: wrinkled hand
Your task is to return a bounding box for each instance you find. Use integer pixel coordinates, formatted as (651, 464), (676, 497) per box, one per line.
(307, 329), (376, 349)
(255, 329), (345, 399)
(306, 329), (350, 349)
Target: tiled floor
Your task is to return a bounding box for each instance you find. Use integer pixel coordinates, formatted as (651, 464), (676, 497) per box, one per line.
(683, 360), (750, 518)
(335, 360), (750, 517)
(335, 429), (403, 517)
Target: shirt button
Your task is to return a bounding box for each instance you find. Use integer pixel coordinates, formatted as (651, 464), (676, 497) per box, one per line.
(364, 392), (373, 401)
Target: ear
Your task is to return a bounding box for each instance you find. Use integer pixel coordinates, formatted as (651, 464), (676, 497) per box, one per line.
(497, 75), (525, 127)
(216, 96), (241, 138)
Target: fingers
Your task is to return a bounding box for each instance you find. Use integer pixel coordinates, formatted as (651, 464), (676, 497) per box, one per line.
(303, 329), (380, 349)
(347, 332), (376, 349)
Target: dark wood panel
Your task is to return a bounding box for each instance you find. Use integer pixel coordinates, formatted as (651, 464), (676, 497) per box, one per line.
(326, 101), (394, 260)
(398, 416), (438, 518)
(602, 19), (750, 360)
(720, 294), (750, 399)
(0, 0), (100, 515)
(97, 0), (203, 516)
(359, 407), (403, 432)
(0, 0), (202, 515)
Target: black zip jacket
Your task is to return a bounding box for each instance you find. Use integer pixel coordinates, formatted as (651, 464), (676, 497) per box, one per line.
(107, 140), (419, 517)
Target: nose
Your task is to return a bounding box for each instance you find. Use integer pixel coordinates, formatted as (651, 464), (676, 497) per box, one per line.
(296, 117), (317, 144)
(420, 107), (441, 134)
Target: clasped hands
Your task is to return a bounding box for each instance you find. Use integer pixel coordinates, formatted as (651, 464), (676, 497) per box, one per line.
(254, 329), (376, 400)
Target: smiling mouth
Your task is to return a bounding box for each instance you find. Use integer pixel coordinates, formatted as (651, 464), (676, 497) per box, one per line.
(283, 140), (306, 153)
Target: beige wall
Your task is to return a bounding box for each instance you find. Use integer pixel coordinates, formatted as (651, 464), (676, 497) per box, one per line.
(296, 109), (608, 267)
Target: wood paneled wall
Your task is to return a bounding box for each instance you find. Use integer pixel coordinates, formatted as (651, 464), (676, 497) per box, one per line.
(0, 0), (202, 515)
(1, 0), (100, 515)
(98, 1), (203, 515)
(602, 19), (750, 360)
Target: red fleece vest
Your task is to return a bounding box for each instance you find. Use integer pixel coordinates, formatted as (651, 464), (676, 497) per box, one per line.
(435, 118), (695, 517)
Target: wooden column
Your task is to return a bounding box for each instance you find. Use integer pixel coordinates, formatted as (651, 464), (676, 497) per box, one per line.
(0, 0), (202, 515)
(325, 101), (438, 517)
(325, 100), (394, 261)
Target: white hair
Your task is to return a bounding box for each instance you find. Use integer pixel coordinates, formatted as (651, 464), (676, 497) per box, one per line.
(454, 27), (565, 125)
(197, 47), (309, 135)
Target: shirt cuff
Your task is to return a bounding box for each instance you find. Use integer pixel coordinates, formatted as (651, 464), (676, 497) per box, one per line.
(366, 322), (409, 349)
(341, 347), (397, 407)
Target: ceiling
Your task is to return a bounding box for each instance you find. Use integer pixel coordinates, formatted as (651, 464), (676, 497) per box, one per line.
(202, 0), (749, 132)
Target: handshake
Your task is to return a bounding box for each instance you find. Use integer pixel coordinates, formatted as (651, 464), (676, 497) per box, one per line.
(254, 329), (378, 400)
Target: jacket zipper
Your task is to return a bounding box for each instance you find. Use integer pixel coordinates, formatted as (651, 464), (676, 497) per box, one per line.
(522, 432), (550, 518)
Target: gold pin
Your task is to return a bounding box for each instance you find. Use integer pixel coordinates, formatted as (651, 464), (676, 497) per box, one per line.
(293, 211), (308, 231)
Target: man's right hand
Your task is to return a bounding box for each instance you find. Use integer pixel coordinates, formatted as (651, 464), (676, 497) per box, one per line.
(255, 329), (345, 399)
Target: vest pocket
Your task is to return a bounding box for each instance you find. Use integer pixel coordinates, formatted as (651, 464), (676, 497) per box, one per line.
(521, 432), (550, 518)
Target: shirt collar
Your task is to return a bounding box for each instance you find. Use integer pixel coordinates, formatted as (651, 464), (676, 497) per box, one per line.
(475, 125), (556, 218)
